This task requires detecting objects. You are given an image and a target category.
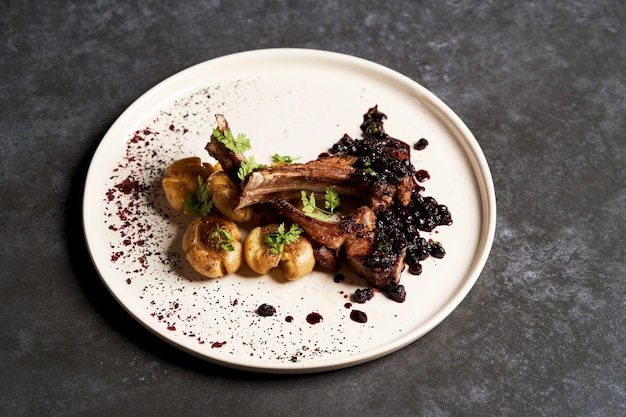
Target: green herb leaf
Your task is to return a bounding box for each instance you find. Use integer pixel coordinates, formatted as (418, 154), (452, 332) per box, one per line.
(272, 154), (300, 164)
(300, 187), (341, 220)
(264, 223), (302, 255)
(324, 186), (340, 214)
(213, 127), (263, 182)
(376, 240), (393, 255)
(213, 128), (252, 154)
(355, 157), (379, 177)
(301, 191), (326, 220)
(237, 156), (263, 181)
(184, 176), (213, 217)
(208, 225), (235, 252)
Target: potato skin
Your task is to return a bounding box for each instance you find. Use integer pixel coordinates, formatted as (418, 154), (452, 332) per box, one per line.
(182, 215), (242, 278)
(280, 236), (315, 280)
(244, 224), (315, 280)
(243, 225), (280, 275)
(206, 171), (253, 222)
(162, 157), (214, 214)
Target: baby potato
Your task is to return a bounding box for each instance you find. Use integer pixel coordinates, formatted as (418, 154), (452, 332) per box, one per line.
(278, 236), (316, 280)
(244, 226), (281, 275)
(244, 224), (315, 280)
(162, 157), (214, 214)
(182, 215), (242, 279)
(206, 171), (253, 222)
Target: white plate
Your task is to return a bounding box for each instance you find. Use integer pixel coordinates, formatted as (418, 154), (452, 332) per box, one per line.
(83, 48), (496, 373)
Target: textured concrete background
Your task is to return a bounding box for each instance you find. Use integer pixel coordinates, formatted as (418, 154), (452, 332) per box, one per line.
(1, 1), (624, 416)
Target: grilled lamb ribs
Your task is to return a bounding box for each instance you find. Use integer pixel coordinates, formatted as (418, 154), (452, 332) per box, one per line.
(236, 155), (362, 209)
(204, 107), (452, 300)
(270, 199), (406, 289)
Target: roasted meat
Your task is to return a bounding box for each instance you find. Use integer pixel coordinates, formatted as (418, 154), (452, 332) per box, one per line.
(237, 112), (418, 214)
(236, 155), (362, 210)
(271, 199), (376, 251)
(312, 243), (340, 272)
(203, 107), (452, 298)
(271, 199), (403, 288)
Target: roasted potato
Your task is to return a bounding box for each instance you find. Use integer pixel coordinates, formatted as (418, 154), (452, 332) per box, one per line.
(244, 224), (315, 280)
(206, 171), (253, 222)
(162, 157), (214, 214)
(182, 215), (242, 278)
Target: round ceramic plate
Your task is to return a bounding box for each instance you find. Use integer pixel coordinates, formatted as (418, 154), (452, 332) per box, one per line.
(83, 48), (496, 373)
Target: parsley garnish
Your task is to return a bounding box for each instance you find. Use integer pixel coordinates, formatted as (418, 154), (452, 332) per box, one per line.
(324, 186), (340, 214)
(264, 223), (302, 255)
(376, 240), (393, 255)
(272, 154), (300, 164)
(213, 128), (252, 154)
(237, 156), (263, 181)
(301, 191), (325, 220)
(208, 225), (235, 252)
(301, 186), (341, 220)
(355, 157), (378, 176)
(212, 128), (262, 181)
(184, 176), (213, 217)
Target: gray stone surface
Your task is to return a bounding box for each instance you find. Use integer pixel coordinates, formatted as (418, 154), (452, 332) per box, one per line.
(1, 0), (624, 416)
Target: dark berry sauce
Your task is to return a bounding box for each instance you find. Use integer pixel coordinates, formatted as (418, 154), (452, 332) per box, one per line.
(428, 240), (446, 259)
(415, 169), (430, 182)
(306, 312), (323, 324)
(257, 303), (276, 317)
(414, 138), (429, 150)
(385, 282), (406, 303)
(329, 106), (452, 297)
(354, 287), (374, 303)
(350, 310), (368, 323)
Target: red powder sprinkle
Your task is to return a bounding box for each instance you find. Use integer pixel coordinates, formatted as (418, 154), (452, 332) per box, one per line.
(114, 177), (145, 196)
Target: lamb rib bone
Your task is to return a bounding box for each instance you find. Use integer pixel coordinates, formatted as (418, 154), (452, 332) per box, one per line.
(235, 147), (416, 214)
(235, 155), (362, 210)
(204, 114), (247, 182)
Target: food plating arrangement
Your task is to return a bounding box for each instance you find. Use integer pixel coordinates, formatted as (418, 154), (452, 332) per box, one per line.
(162, 106), (453, 305)
(83, 50), (495, 372)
